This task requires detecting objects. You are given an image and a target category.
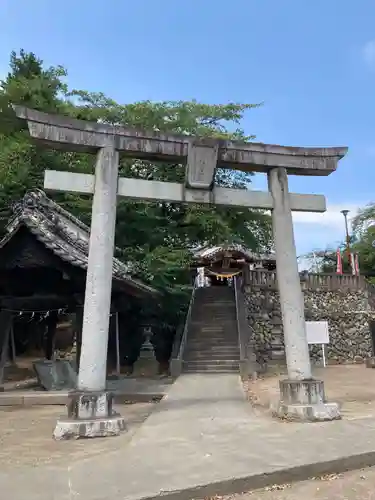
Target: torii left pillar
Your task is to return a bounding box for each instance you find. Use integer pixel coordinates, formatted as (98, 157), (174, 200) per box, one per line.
(54, 146), (126, 440)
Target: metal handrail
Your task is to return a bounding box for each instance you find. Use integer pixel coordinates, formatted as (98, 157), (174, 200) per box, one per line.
(234, 275), (245, 361)
(176, 276), (198, 361)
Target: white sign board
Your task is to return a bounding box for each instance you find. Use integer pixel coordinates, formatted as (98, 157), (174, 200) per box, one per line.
(306, 321), (329, 345)
(306, 321), (329, 367)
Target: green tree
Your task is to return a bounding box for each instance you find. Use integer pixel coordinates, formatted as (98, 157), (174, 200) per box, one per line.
(350, 204), (375, 278)
(302, 203), (375, 278)
(0, 50), (76, 225)
(0, 50), (273, 326)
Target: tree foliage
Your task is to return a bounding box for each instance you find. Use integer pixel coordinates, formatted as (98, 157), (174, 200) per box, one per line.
(301, 203), (375, 279)
(0, 50), (273, 326)
(350, 204), (375, 278)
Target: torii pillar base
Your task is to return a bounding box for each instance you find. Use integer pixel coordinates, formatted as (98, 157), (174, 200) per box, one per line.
(274, 379), (341, 422)
(53, 391), (126, 440)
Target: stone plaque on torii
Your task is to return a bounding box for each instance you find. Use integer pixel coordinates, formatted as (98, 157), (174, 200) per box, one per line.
(13, 106), (347, 438)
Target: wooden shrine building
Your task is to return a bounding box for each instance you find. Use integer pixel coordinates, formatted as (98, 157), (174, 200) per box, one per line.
(0, 189), (158, 366)
(193, 244), (276, 286)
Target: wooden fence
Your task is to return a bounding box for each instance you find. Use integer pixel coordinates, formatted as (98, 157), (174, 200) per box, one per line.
(243, 267), (368, 291)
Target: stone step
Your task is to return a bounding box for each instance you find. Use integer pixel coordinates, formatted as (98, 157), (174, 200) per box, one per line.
(186, 345), (239, 351)
(186, 343), (239, 349)
(187, 347), (238, 353)
(187, 339), (238, 345)
(194, 300), (235, 303)
(187, 351), (240, 362)
(197, 286), (234, 290)
(192, 307), (236, 313)
(188, 334), (238, 339)
(190, 323), (236, 329)
(197, 299), (235, 304)
(188, 329), (238, 335)
(271, 337), (284, 346)
(188, 331), (238, 336)
(183, 367), (239, 373)
(190, 329), (237, 334)
(197, 307), (235, 310)
(188, 339), (237, 343)
(189, 327), (237, 333)
(187, 340), (239, 345)
(191, 320), (236, 324)
(269, 350), (286, 361)
(186, 357), (239, 363)
(186, 351), (239, 357)
(195, 311), (235, 316)
(192, 309), (236, 319)
(195, 296), (235, 302)
(270, 316), (283, 325)
(184, 359), (239, 367)
(183, 362), (239, 373)
(183, 363), (240, 369)
(189, 332), (237, 335)
(191, 311), (236, 315)
(196, 298), (234, 301)
(271, 327), (283, 335)
(198, 306), (235, 311)
(190, 323), (237, 329)
(196, 294), (235, 299)
(192, 307), (236, 316)
(267, 358), (286, 367)
(196, 302), (235, 307)
(191, 318), (237, 324)
(185, 353), (239, 360)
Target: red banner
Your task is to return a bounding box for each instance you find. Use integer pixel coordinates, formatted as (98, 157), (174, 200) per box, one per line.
(336, 249), (343, 275)
(354, 253), (360, 276)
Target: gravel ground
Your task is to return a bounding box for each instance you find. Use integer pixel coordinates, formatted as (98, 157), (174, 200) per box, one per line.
(0, 402), (155, 469)
(205, 467), (375, 500)
(244, 365), (375, 420)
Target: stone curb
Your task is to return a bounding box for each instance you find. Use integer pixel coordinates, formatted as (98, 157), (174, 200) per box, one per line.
(0, 391), (163, 407)
(139, 451), (375, 500)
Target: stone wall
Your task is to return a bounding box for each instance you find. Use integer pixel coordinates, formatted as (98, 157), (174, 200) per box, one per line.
(245, 287), (375, 366)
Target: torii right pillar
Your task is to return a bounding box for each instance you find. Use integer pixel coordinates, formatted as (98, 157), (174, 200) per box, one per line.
(268, 167), (341, 421)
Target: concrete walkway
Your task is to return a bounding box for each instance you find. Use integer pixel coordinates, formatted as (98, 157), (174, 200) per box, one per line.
(4, 373), (375, 500)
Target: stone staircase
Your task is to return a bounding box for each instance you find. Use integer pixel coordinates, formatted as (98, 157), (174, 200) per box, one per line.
(183, 286), (240, 373)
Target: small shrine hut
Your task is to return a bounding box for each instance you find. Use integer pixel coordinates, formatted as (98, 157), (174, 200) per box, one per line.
(0, 189), (158, 383)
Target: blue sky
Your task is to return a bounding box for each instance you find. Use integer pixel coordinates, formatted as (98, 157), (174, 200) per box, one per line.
(1, 0), (374, 265)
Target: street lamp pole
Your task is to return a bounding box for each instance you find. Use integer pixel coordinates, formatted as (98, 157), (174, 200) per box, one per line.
(341, 209), (351, 265)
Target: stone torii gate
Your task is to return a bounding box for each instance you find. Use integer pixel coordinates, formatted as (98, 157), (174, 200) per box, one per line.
(13, 106), (347, 438)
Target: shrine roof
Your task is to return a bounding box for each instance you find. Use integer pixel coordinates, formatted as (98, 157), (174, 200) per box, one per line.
(193, 244), (276, 263)
(1, 189), (158, 297)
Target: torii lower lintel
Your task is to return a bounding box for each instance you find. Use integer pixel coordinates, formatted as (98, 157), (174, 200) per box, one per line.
(44, 170), (327, 213)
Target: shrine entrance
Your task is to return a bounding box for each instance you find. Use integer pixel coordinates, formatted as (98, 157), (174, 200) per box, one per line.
(194, 244), (276, 288)
(13, 104), (347, 437)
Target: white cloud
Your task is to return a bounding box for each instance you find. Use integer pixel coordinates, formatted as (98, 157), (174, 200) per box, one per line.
(363, 40), (375, 70)
(292, 203), (361, 231)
